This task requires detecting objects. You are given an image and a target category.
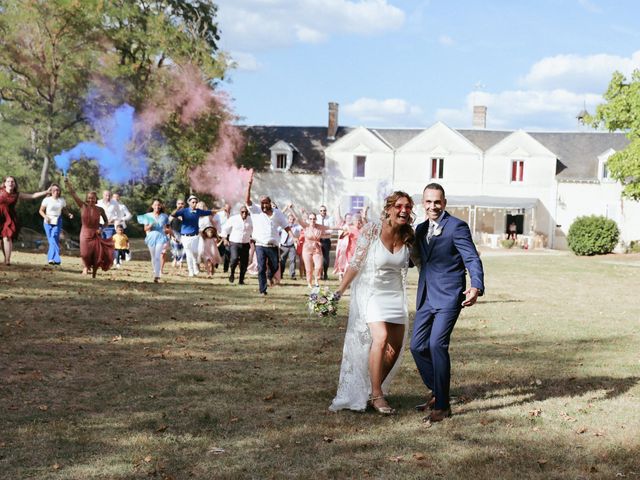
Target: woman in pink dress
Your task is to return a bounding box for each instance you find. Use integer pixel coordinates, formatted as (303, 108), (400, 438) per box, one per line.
(292, 208), (332, 288)
(65, 179), (114, 278)
(333, 212), (353, 281)
(0, 176), (51, 265)
(346, 208), (369, 264)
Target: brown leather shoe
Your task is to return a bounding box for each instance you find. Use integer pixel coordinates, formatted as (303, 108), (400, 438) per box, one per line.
(423, 407), (452, 423)
(415, 395), (436, 412)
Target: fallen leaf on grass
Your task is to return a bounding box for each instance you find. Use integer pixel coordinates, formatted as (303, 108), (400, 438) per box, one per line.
(388, 456), (403, 463)
(593, 431), (605, 437)
(38, 405), (48, 411)
(208, 447), (225, 454)
(323, 436), (333, 443)
(144, 456), (152, 463)
(537, 459), (548, 466)
(529, 408), (542, 417)
(412, 453), (426, 460)
(230, 417), (239, 423)
(263, 393), (275, 401)
(560, 412), (577, 422)
(576, 427), (588, 434)
(110, 335), (122, 343)
(52, 463), (61, 470)
(155, 425), (168, 433)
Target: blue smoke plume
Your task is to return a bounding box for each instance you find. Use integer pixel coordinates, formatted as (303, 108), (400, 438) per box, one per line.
(54, 103), (147, 183)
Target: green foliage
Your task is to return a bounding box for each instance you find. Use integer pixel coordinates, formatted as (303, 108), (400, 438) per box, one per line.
(589, 70), (640, 200)
(0, 0), (230, 235)
(567, 215), (620, 256)
(500, 239), (515, 249)
(628, 240), (640, 253)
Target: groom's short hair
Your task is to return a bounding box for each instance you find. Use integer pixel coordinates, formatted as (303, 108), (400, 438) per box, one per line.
(423, 182), (446, 197)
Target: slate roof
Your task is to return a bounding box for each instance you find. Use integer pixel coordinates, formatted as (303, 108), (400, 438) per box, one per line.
(239, 126), (352, 173)
(241, 124), (629, 181)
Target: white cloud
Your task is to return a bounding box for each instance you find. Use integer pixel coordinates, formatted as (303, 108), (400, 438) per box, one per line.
(295, 26), (327, 44)
(519, 50), (640, 93)
(343, 97), (423, 126)
(217, 0), (405, 51)
(230, 51), (262, 71)
(577, 0), (602, 13)
(438, 35), (454, 46)
(437, 89), (603, 131)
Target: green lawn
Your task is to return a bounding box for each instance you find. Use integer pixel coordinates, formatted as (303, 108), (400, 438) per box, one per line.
(1, 250), (639, 479)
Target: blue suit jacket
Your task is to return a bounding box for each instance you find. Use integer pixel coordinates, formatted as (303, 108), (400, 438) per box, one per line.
(414, 212), (484, 310)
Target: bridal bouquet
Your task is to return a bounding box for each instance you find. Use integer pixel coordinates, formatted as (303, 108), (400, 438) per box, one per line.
(308, 287), (340, 317)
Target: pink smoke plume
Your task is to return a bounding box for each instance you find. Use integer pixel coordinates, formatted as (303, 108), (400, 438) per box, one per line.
(136, 63), (214, 135)
(189, 109), (252, 203)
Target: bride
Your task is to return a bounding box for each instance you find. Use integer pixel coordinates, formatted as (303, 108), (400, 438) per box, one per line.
(330, 191), (415, 414)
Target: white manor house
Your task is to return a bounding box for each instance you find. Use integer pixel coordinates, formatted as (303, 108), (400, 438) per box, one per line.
(241, 103), (640, 250)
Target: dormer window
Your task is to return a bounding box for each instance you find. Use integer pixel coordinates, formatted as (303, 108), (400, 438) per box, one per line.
(269, 141), (295, 171)
(597, 148), (616, 183)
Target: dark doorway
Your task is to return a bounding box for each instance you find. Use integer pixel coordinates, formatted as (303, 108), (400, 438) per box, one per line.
(506, 214), (524, 236)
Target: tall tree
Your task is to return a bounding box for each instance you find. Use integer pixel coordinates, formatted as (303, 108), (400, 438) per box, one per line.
(590, 70), (640, 200)
(0, 0), (104, 188)
(101, 0), (226, 107)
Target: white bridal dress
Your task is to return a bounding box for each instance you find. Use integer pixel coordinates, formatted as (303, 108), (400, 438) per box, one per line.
(329, 222), (409, 412)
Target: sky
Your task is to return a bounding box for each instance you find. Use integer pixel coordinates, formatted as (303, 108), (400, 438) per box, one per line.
(216, 0), (640, 132)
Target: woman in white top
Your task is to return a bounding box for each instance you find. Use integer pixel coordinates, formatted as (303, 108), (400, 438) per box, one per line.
(330, 191), (415, 415)
(39, 183), (73, 265)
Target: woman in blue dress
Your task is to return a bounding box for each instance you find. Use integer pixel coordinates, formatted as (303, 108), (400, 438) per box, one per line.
(138, 199), (170, 283)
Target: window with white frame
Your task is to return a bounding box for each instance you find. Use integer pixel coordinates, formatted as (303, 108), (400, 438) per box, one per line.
(602, 161), (609, 179)
(511, 160), (524, 182)
(350, 195), (365, 212)
(431, 157), (444, 179)
(276, 153), (287, 170)
(354, 155), (366, 178)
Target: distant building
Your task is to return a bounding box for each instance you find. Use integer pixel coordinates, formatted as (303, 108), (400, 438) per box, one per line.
(239, 103), (639, 249)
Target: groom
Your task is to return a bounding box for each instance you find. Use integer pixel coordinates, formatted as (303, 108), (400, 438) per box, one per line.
(410, 183), (484, 422)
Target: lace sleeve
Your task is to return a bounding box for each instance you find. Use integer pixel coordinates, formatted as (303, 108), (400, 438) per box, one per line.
(348, 222), (379, 271)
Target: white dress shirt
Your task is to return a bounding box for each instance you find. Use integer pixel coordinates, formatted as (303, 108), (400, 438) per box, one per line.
(115, 201), (133, 228)
(223, 214), (253, 243)
(318, 214), (335, 239)
(247, 205), (288, 245)
(97, 199), (121, 225)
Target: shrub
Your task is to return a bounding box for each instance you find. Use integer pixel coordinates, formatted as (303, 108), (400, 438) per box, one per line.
(500, 239), (515, 249)
(629, 240), (640, 253)
(567, 215), (619, 256)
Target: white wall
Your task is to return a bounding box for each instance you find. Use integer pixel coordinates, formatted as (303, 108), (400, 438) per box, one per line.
(557, 181), (640, 246)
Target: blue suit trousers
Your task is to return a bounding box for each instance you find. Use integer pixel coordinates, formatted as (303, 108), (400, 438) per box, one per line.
(410, 305), (461, 410)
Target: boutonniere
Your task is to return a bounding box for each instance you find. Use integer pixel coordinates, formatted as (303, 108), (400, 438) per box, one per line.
(433, 227), (443, 237)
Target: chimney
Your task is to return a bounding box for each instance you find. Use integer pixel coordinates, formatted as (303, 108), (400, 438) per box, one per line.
(472, 105), (487, 129)
(328, 102), (339, 140)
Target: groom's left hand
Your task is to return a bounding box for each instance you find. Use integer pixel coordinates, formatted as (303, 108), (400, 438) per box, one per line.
(461, 287), (480, 307)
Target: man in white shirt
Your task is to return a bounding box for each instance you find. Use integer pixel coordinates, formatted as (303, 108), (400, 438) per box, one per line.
(245, 172), (290, 295)
(112, 192), (133, 230)
(317, 205), (335, 280)
(279, 213), (300, 280)
(214, 203), (232, 273)
(222, 206), (253, 285)
(96, 190), (121, 240)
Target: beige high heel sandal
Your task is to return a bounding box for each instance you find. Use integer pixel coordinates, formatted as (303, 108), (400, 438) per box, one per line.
(369, 395), (395, 415)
